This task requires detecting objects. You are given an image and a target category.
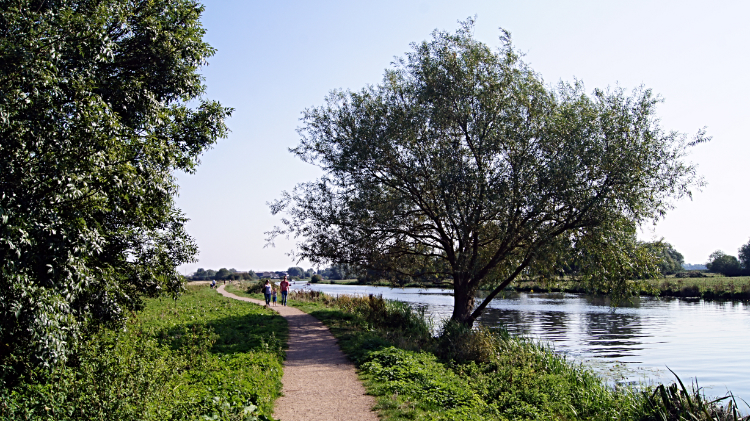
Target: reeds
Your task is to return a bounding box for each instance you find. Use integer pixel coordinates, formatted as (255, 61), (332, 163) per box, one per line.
(643, 369), (749, 421)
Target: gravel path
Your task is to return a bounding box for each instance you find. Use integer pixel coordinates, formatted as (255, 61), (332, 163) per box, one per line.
(217, 285), (379, 421)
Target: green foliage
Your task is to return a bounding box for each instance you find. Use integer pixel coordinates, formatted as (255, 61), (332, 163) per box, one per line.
(1, 287), (284, 420)
(215, 268), (233, 280)
(513, 276), (750, 300)
(287, 292), (654, 420)
(739, 240), (750, 270)
(641, 241), (685, 275)
(269, 18), (703, 326)
(286, 267), (304, 277)
(245, 280), (277, 294)
(192, 269), (255, 281)
(641, 370), (749, 421)
(674, 271), (706, 279)
(310, 274), (323, 283)
(706, 251), (744, 276)
(361, 347), (487, 417)
(0, 0), (232, 370)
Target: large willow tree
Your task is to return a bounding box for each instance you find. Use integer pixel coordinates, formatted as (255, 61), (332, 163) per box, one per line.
(0, 0), (231, 370)
(269, 20), (704, 327)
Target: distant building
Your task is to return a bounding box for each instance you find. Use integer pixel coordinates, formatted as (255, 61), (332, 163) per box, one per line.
(683, 263), (707, 271)
(257, 271), (277, 279)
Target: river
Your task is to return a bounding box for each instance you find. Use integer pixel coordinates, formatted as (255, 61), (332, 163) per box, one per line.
(289, 282), (750, 402)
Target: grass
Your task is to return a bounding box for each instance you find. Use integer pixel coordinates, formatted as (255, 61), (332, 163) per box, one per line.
(227, 286), (642, 420)
(1, 284), (287, 421)
(238, 286), (748, 421)
(512, 275), (750, 300)
(247, 274), (750, 301)
(290, 291), (647, 420)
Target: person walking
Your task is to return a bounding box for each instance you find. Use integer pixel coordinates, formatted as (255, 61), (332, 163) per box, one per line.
(263, 280), (272, 305)
(280, 276), (290, 306)
(272, 288), (277, 306)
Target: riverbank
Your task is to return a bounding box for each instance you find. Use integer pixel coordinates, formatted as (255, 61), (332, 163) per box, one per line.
(225, 284), (748, 421)
(1, 285), (286, 420)
(217, 285), (378, 420)
(284, 275), (750, 301)
(511, 275), (750, 300)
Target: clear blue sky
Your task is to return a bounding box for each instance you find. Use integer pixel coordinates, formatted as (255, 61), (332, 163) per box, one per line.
(176, 0), (750, 274)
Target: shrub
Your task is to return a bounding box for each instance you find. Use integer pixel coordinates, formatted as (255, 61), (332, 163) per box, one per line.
(642, 371), (749, 421)
(0, 287), (283, 421)
(246, 280), (277, 294)
(360, 347), (485, 412)
(438, 321), (503, 363)
(311, 274), (323, 283)
(675, 271), (706, 278)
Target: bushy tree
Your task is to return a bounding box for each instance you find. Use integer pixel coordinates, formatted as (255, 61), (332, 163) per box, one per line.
(738, 240), (750, 270)
(215, 268), (232, 280)
(269, 20), (704, 326)
(643, 241), (684, 275)
(0, 0), (231, 371)
(706, 251), (743, 276)
(287, 267), (305, 277)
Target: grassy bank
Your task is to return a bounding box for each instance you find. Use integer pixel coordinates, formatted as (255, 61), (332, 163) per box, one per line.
(1, 285), (286, 421)
(251, 274), (750, 301)
(226, 283), (748, 421)
(512, 275), (750, 300)
(287, 292), (645, 420)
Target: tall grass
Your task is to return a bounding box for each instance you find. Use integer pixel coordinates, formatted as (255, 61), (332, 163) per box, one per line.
(288, 290), (749, 421)
(512, 277), (750, 300)
(642, 369), (748, 421)
(0, 286), (285, 421)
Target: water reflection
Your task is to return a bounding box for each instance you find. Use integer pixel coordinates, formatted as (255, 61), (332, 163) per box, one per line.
(295, 282), (750, 402)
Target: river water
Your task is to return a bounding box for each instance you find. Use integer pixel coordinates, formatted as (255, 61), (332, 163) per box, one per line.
(289, 282), (750, 402)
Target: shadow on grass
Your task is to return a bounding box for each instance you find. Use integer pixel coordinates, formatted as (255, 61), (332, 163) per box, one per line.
(304, 309), (391, 365)
(157, 311), (288, 356)
(208, 312), (288, 354)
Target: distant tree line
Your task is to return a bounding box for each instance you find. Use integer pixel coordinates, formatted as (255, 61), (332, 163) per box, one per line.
(287, 265), (353, 280)
(197, 240), (743, 288)
(706, 240), (750, 276)
(191, 241), (750, 284)
(286, 267), (316, 278)
(305, 240), (750, 284)
(190, 268), (256, 281)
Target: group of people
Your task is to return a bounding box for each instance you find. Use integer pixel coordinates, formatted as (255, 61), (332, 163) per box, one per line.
(209, 279), (227, 289)
(263, 276), (289, 306)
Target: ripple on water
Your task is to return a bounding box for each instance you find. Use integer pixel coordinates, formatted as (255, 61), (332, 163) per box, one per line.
(295, 283), (750, 404)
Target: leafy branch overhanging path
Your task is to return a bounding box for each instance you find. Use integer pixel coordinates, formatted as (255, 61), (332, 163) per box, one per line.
(217, 285), (378, 421)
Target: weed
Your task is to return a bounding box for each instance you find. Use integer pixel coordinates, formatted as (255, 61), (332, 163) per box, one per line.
(282, 291), (650, 420)
(642, 369), (749, 420)
(1, 286), (284, 421)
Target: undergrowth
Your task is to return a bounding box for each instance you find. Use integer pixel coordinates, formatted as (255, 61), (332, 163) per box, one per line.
(283, 290), (748, 421)
(1, 285), (286, 421)
(513, 277), (750, 301)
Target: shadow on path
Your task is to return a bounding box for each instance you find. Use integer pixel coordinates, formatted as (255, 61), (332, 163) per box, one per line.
(217, 285), (378, 421)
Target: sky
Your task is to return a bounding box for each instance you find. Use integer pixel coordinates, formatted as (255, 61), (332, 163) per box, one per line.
(175, 0), (750, 274)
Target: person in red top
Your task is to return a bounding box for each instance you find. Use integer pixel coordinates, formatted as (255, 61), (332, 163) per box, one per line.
(279, 276), (290, 306)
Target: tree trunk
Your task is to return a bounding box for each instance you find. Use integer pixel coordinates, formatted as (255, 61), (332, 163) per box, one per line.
(451, 278), (477, 327)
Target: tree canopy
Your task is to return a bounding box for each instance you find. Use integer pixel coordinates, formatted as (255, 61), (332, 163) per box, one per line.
(706, 251), (742, 276)
(269, 20), (704, 326)
(0, 0), (231, 370)
(706, 241), (750, 276)
(287, 266), (305, 277)
(645, 241), (685, 276)
(738, 240), (750, 271)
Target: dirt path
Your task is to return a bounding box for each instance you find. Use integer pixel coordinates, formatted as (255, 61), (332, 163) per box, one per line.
(217, 285), (378, 421)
